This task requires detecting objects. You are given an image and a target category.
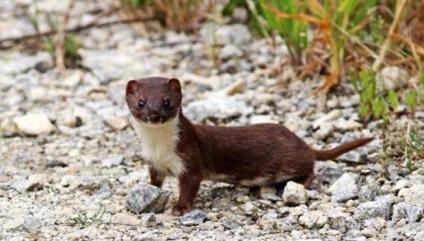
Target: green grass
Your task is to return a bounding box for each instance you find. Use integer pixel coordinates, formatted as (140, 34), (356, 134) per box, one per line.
(67, 206), (106, 229)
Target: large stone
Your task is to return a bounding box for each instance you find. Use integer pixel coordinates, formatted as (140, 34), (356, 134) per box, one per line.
(392, 202), (423, 223)
(126, 184), (171, 214)
(282, 181), (308, 205)
(11, 179), (42, 192)
(328, 173), (358, 202)
(3, 216), (41, 233)
(13, 113), (55, 136)
(184, 96), (253, 123)
(201, 23), (251, 46)
(398, 184), (424, 207)
(355, 201), (392, 220)
(0, 51), (52, 74)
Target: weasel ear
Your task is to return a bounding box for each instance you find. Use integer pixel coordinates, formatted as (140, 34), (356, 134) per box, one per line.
(126, 80), (138, 95)
(168, 78), (181, 93)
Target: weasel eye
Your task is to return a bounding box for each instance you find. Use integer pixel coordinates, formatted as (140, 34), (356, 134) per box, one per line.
(163, 99), (171, 109)
(138, 100), (146, 108)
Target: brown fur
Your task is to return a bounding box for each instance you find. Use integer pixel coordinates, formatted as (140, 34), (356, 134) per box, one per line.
(126, 77), (374, 215)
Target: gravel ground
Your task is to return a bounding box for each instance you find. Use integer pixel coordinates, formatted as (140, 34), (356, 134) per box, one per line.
(1, 0), (424, 240)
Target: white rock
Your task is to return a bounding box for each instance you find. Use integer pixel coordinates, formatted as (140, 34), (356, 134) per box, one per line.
(312, 109), (342, 129)
(283, 181), (308, 205)
(299, 211), (328, 228)
(338, 151), (361, 163)
(398, 185), (424, 207)
(103, 115), (128, 131)
(245, 202), (257, 214)
(249, 115), (278, 124)
(376, 66), (408, 92)
(328, 173), (358, 202)
(334, 118), (363, 130)
(219, 44), (243, 60)
(313, 122), (334, 140)
(392, 179), (410, 192)
(185, 96), (253, 123)
(355, 201), (391, 220)
(62, 70), (83, 87)
(102, 156), (123, 168)
(13, 113), (55, 135)
(0, 51), (52, 74)
(111, 213), (141, 226)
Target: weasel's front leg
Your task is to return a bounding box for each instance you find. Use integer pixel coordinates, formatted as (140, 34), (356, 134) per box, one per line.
(171, 171), (202, 216)
(149, 166), (166, 188)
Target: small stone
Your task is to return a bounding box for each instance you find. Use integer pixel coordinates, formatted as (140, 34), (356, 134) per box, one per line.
(359, 183), (380, 202)
(180, 209), (207, 226)
(103, 115), (128, 131)
(299, 211), (328, 228)
(398, 185), (424, 207)
(338, 151), (361, 163)
(62, 70), (83, 87)
(219, 44), (243, 60)
(133, 233), (159, 241)
(283, 181), (308, 205)
(328, 173), (358, 202)
(23, 216), (42, 233)
(11, 179), (42, 192)
(111, 213), (141, 226)
(376, 66), (408, 92)
(334, 119), (363, 131)
(355, 201), (391, 220)
(263, 193), (282, 202)
(126, 184), (171, 214)
(222, 218), (241, 229)
(3, 217), (41, 233)
(249, 115), (278, 125)
(3, 218), (24, 232)
(1, 117), (18, 134)
(102, 156), (123, 168)
(184, 96), (253, 122)
(142, 213), (157, 227)
(392, 202), (423, 223)
(13, 113), (55, 136)
(312, 109), (342, 129)
(392, 179), (411, 192)
(313, 122), (334, 140)
(245, 202), (257, 214)
(215, 24), (252, 45)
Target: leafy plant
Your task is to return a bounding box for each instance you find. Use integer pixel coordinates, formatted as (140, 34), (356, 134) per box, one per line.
(68, 206), (106, 229)
(41, 33), (81, 67)
(352, 69), (391, 122)
(404, 90), (417, 113)
(256, 0), (308, 66)
(42, 33), (80, 59)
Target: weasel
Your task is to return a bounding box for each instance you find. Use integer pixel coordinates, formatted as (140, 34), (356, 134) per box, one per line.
(125, 77), (373, 216)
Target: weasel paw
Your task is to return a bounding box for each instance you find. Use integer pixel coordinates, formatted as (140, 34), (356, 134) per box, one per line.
(171, 204), (191, 216)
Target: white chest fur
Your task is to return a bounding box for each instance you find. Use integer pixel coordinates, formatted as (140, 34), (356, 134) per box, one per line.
(130, 116), (185, 176)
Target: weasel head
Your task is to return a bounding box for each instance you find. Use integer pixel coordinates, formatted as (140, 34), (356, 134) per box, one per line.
(125, 77), (182, 127)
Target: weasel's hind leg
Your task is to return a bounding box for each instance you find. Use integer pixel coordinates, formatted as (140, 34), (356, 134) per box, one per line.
(248, 186), (261, 198)
(274, 181), (288, 196)
(295, 172), (315, 188)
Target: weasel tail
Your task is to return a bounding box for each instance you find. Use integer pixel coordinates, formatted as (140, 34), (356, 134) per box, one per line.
(313, 137), (374, 161)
